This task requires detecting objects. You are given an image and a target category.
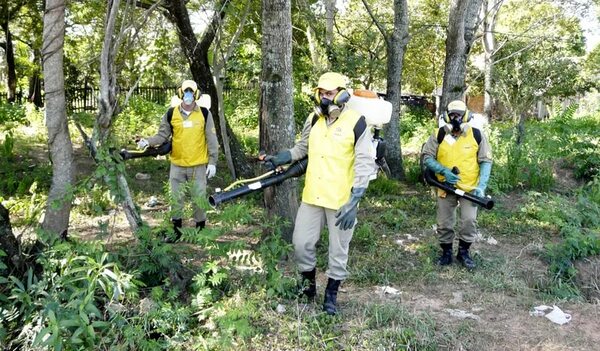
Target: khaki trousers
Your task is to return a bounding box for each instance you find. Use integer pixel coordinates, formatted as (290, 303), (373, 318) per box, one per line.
(169, 163), (207, 222)
(293, 202), (355, 281)
(436, 193), (478, 244)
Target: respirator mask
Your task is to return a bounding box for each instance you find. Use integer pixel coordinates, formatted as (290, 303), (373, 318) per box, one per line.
(443, 112), (465, 133)
(183, 91), (195, 105)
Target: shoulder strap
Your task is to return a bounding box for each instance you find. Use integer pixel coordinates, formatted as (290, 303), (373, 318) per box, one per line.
(167, 107), (175, 134)
(200, 107), (208, 122)
(472, 127), (482, 145)
(436, 127), (446, 144)
(311, 113), (319, 127)
(353, 116), (367, 146)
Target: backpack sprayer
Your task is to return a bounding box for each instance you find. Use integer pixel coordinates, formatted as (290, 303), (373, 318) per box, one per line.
(208, 89), (393, 207)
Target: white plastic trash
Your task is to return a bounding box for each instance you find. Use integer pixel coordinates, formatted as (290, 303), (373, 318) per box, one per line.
(530, 305), (572, 325)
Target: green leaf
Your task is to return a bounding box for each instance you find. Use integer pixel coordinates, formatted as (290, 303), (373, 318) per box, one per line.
(59, 319), (81, 328)
(91, 320), (110, 328)
(32, 327), (52, 345)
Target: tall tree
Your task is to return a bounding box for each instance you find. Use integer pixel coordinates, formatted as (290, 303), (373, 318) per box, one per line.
(491, 0), (584, 142)
(362, 0), (410, 180)
(440, 0), (484, 114)
(260, 0), (297, 242)
(41, 0), (74, 237)
(213, 0), (252, 180)
(482, 0), (503, 120)
(89, 0), (165, 231)
(0, 1), (26, 102)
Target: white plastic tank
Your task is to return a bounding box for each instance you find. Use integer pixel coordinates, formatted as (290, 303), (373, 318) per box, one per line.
(345, 89), (392, 126)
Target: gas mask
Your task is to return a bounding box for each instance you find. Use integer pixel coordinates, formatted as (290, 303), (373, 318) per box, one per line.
(444, 113), (464, 133)
(313, 97), (342, 119)
(183, 91), (195, 105)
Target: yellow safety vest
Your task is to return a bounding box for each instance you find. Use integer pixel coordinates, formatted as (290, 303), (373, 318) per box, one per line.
(170, 107), (209, 167)
(436, 126), (480, 192)
(302, 109), (361, 210)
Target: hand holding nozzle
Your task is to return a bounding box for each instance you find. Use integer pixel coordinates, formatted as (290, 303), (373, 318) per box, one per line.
(259, 150), (292, 172)
(137, 138), (149, 150)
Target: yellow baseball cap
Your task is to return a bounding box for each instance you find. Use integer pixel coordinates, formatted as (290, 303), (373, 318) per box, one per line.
(316, 72), (347, 91)
(181, 79), (198, 92)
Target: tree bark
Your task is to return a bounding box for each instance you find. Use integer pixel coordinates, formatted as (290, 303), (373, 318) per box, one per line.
(482, 0), (503, 120)
(0, 203), (23, 273)
(28, 57), (44, 108)
(383, 0), (410, 180)
(361, 0), (410, 180)
(1, 22), (17, 102)
(324, 0), (336, 66)
(260, 0), (298, 242)
(440, 0), (484, 114)
(41, 0), (74, 237)
(93, 0), (143, 232)
(163, 0), (252, 178)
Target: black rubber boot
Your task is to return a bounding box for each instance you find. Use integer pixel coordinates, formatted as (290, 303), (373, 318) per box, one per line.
(299, 268), (316, 301)
(437, 243), (453, 266)
(196, 220), (206, 230)
(165, 218), (182, 243)
(456, 240), (476, 269)
(323, 278), (341, 315)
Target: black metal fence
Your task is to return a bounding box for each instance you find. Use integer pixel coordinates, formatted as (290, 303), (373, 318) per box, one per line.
(0, 86), (181, 112)
(67, 86), (179, 112)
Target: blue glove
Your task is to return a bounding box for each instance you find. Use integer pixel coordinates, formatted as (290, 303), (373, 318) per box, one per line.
(424, 157), (460, 185)
(264, 150), (292, 171)
(335, 187), (366, 230)
(473, 161), (492, 198)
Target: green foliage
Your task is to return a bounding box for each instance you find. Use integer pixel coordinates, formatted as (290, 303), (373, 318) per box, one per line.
(517, 191), (600, 298)
(2, 182), (46, 227)
(113, 97), (167, 146)
(488, 129), (554, 193)
(78, 184), (114, 216)
(0, 131), (15, 160)
(1, 238), (139, 350)
(400, 106), (434, 144)
(0, 103), (27, 131)
(493, 0), (586, 116)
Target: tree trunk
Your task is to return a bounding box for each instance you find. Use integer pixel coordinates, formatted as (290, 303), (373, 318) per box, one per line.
(0, 203), (23, 272)
(29, 49), (44, 108)
(164, 0), (252, 177)
(482, 0), (503, 120)
(383, 0), (410, 180)
(324, 0), (336, 66)
(1, 22), (17, 102)
(516, 111), (526, 145)
(41, 0), (74, 237)
(260, 0), (298, 242)
(93, 0), (143, 232)
(440, 0), (484, 113)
